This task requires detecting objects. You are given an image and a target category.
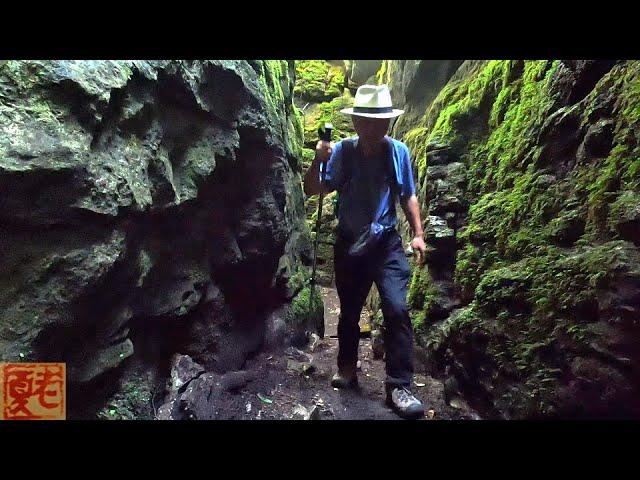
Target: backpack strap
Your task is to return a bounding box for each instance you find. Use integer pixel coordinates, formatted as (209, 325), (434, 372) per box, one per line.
(333, 138), (354, 217)
(383, 136), (401, 197)
(340, 137), (356, 191)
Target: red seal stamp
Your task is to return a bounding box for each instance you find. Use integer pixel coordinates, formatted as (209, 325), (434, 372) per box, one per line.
(1, 363), (66, 420)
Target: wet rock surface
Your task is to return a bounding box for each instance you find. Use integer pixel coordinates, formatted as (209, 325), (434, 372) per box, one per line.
(0, 60), (320, 418)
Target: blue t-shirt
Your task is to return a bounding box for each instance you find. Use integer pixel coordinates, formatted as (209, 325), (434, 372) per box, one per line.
(320, 136), (416, 239)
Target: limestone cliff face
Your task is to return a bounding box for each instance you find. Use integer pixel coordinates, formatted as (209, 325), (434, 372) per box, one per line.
(388, 60), (640, 418)
(0, 60), (322, 418)
(344, 60), (383, 88)
(377, 60), (464, 140)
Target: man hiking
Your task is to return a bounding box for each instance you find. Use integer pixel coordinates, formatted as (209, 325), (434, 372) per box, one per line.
(303, 84), (427, 419)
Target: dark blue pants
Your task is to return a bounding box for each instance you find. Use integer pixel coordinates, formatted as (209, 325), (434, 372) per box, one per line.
(334, 228), (415, 391)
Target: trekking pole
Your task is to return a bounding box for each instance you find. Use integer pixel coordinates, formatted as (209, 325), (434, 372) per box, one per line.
(309, 122), (333, 339)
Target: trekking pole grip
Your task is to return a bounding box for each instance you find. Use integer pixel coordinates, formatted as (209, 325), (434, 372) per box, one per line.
(318, 122), (333, 143)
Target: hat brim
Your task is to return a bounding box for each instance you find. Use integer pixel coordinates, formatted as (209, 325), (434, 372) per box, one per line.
(339, 108), (405, 119)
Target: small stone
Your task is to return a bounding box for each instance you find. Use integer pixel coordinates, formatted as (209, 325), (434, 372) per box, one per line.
(287, 359), (315, 375)
(448, 397), (471, 411)
(167, 354), (205, 393)
(307, 333), (321, 352)
(284, 347), (312, 363)
(292, 404), (309, 420)
(308, 405), (322, 420)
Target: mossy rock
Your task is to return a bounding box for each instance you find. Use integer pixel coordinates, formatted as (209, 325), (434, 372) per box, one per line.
(294, 60), (346, 103)
(609, 190), (640, 244)
(285, 285), (324, 332)
(398, 59), (640, 418)
(303, 93), (356, 148)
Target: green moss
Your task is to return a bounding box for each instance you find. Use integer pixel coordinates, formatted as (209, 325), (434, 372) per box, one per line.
(469, 241), (632, 375)
(407, 266), (438, 330)
(576, 62), (640, 238)
(419, 306), (478, 353)
(417, 61), (565, 296)
(0, 61), (48, 93)
(289, 102), (305, 159)
(287, 285), (323, 329)
(425, 61), (517, 147)
(372, 308), (384, 329)
(303, 93), (356, 148)
(406, 265), (443, 333)
(375, 60), (392, 85)
(531, 242), (630, 319)
(294, 60), (345, 102)
(255, 60), (304, 161)
(608, 190), (640, 234)
(448, 241), (635, 417)
(470, 61), (557, 193)
(403, 127), (429, 183)
(406, 63), (559, 333)
(407, 265), (430, 310)
(410, 309), (427, 331)
(0, 62), (68, 132)
(403, 60), (640, 417)
(286, 263), (310, 297)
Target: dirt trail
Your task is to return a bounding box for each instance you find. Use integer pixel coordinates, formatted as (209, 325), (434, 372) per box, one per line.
(181, 286), (481, 420)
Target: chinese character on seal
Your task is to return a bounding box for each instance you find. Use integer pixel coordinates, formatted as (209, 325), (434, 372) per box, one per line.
(1, 363), (66, 420)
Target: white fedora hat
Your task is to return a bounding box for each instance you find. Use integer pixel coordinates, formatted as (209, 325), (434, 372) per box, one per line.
(340, 84), (404, 118)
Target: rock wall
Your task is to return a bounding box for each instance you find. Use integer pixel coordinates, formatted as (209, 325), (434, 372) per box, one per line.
(344, 60), (383, 88)
(394, 60), (640, 418)
(376, 60), (464, 140)
(0, 60), (322, 418)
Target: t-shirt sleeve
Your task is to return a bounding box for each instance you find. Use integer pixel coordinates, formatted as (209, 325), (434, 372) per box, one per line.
(399, 144), (416, 198)
(320, 140), (344, 192)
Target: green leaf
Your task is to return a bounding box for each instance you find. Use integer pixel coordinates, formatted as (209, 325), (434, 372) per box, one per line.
(257, 393), (273, 405)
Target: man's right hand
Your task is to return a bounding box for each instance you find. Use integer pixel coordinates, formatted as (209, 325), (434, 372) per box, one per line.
(315, 140), (334, 164)
(304, 140), (334, 196)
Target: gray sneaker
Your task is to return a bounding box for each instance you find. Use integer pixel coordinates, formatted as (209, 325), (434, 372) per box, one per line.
(386, 387), (425, 419)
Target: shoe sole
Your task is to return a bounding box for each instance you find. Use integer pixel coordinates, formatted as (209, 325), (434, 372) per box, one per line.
(385, 398), (425, 419)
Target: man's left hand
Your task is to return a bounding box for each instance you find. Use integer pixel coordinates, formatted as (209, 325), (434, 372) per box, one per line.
(410, 235), (427, 266)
